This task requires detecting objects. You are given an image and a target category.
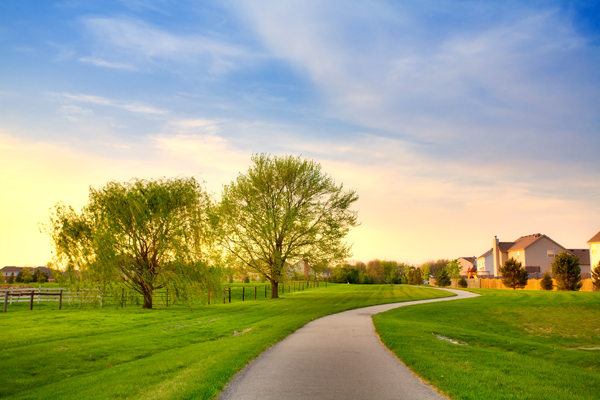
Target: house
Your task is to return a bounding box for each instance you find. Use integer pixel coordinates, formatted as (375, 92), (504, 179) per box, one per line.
(477, 234), (572, 277)
(566, 249), (591, 273)
(457, 257), (476, 276)
(1, 266), (54, 282)
(587, 231), (600, 271)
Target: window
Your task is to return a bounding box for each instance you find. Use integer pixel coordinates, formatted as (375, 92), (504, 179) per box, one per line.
(547, 250), (554, 258)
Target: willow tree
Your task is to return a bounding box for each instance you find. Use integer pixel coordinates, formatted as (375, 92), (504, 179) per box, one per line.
(217, 154), (359, 298)
(47, 177), (219, 308)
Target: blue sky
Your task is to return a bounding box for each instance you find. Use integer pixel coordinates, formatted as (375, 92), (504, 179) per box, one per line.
(1, 0), (599, 267)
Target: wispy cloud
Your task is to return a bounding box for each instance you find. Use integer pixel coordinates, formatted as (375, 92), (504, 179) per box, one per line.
(81, 17), (255, 73)
(234, 1), (600, 161)
(55, 92), (167, 115)
(79, 56), (137, 70)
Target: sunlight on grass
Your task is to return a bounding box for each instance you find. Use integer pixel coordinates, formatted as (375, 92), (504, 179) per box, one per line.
(373, 289), (600, 400)
(0, 284), (451, 400)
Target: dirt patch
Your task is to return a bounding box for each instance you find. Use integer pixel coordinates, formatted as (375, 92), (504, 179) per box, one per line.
(0, 285), (34, 289)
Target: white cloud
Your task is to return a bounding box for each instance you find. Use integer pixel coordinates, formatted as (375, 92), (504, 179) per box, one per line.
(55, 92), (167, 115)
(81, 17), (255, 73)
(79, 56), (137, 70)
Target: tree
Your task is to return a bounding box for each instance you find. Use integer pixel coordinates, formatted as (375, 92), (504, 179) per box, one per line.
(551, 251), (582, 291)
(540, 271), (554, 291)
(499, 258), (528, 289)
(445, 259), (462, 280)
(457, 276), (468, 288)
(421, 263), (431, 282)
(408, 267), (423, 285)
(16, 268), (33, 284)
(217, 154), (359, 298)
(7, 274), (15, 284)
(435, 268), (451, 287)
(47, 177), (219, 309)
(592, 261), (600, 291)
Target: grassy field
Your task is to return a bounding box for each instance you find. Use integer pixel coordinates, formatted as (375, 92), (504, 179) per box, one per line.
(0, 283), (451, 399)
(373, 289), (600, 400)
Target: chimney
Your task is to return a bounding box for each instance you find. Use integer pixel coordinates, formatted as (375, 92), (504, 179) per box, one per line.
(493, 236), (500, 277)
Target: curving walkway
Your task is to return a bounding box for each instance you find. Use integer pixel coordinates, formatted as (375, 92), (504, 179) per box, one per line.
(218, 288), (479, 400)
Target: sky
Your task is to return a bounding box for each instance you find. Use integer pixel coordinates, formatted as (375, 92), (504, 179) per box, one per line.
(1, 0), (599, 268)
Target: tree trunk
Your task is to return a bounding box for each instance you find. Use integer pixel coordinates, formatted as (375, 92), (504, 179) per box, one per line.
(142, 289), (153, 309)
(270, 280), (279, 299)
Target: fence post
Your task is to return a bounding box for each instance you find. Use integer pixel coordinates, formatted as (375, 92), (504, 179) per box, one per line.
(30, 291), (34, 310)
(223, 290), (226, 304)
(59, 290), (63, 310)
(243, 286), (245, 301)
(255, 286), (257, 300)
(265, 285), (267, 298)
(10, 288), (13, 305)
(166, 288), (169, 307)
(3, 291), (8, 313)
(229, 288), (231, 303)
(38, 285), (41, 304)
(208, 289), (210, 305)
(122, 288), (125, 308)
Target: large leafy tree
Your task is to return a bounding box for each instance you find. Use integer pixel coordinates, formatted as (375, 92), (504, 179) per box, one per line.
(551, 251), (582, 291)
(217, 154), (359, 298)
(500, 258), (528, 290)
(47, 177), (219, 308)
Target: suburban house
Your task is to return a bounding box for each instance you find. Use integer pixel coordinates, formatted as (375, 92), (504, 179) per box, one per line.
(566, 249), (590, 273)
(1, 266), (54, 282)
(475, 234), (589, 277)
(588, 231), (600, 271)
(457, 257), (476, 275)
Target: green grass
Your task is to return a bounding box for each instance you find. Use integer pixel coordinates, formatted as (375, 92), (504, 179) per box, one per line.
(373, 289), (600, 400)
(0, 284), (451, 399)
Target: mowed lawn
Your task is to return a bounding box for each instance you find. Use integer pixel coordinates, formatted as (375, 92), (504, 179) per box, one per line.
(373, 289), (600, 400)
(0, 284), (451, 400)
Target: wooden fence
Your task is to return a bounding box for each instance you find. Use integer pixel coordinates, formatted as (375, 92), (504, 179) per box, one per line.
(2, 280), (326, 312)
(430, 277), (598, 291)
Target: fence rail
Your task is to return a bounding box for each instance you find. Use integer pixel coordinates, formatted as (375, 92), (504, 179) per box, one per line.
(2, 279), (327, 312)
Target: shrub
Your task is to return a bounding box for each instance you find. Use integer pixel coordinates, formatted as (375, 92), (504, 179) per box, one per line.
(551, 251), (582, 291)
(435, 268), (451, 287)
(500, 258), (528, 290)
(243, 275), (250, 284)
(7, 274), (15, 284)
(457, 276), (468, 288)
(540, 271), (554, 291)
(591, 261), (600, 291)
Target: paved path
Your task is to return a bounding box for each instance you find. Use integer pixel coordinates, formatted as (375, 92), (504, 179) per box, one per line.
(218, 288), (479, 400)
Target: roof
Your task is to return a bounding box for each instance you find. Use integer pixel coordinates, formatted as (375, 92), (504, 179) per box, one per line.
(567, 249), (590, 265)
(458, 257), (476, 263)
(1, 266), (53, 277)
(505, 233), (565, 252)
(587, 231), (600, 244)
(477, 249), (492, 259)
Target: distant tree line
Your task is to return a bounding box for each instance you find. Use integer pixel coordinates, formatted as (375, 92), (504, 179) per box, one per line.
(329, 260), (429, 285)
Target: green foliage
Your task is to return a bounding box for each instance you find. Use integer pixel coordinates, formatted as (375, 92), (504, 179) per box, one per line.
(330, 263), (373, 284)
(407, 267), (423, 285)
(217, 154), (359, 299)
(435, 268), (451, 287)
(0, 274), (4, 283)
(540, 271), (554, 291)
(551, 251), (582, 291)
(46, 177), (219, 308)
(7, 274), (15, 284)
(16, 267), (34, 284)
(591, 261), (600, 291)
(500, 258), (528, 290)
(445, 259), (462, 279)
(420, 263), (431, 281)
(243, 275), (250, 284)
(457, 276), (468, 288)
